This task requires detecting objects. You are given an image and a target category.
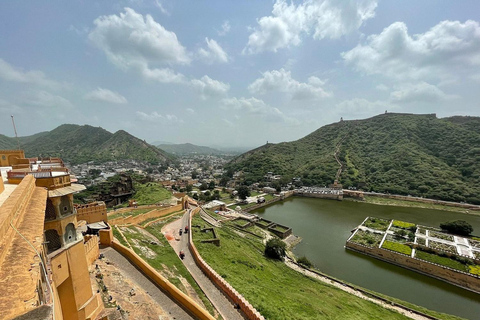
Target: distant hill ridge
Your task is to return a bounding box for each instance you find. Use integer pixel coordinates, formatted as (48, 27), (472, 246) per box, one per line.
(157, 143), (224, 155)
(228, 113), (480, 204)
(1, 124), (173, 165)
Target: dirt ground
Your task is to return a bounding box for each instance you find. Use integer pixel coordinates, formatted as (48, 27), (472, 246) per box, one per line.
(91, 257), (171, 320)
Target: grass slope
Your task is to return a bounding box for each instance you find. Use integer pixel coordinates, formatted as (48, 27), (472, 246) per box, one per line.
(228, 113), (480, 204)
(193, 216), (409, 320)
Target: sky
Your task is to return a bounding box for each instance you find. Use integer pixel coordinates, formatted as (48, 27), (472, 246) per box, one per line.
(0, 1), (479, 149)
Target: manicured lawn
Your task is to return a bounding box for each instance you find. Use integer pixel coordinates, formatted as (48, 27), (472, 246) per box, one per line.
(382, 241), (412, 256)
(363, 217), (390, 231)
(192, 215), (409, 320)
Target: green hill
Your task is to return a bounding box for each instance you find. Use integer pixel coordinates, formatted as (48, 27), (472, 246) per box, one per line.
(228, 113), (480, 204)
(1, 124), (174, 165)
(157, 143), (223, 155)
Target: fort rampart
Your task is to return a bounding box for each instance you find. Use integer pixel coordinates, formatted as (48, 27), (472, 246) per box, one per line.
(84, 235), (100, 266)
(345, 241), (480, 293)
(189, 207), (265, 320)
(75, 201), (107, 224)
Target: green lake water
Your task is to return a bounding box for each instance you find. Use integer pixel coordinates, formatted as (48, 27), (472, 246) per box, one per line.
(253, 197), (480, 320)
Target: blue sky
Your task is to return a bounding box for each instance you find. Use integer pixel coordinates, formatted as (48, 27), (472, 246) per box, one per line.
(0, 0), (479, 148)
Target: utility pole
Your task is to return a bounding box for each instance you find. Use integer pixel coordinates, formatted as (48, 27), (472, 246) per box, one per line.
(11, 115), (21, 150)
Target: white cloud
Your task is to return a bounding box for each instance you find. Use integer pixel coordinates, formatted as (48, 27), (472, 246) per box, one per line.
(84, 87), (128, 104)
(389, 82), (457, 104)
(186, 108), (195, 114)
(244, 0), (378, 53)
(89, 7), (190, 71)
(221, 96), (297, 123)
(342, 20), (480, 82)
(136, 62), (185, 83)
(191, 75), (230, 99)
(27, 91), (74, 109)
(197, 38), (229, 64)
(248, 68), (331, 100)
(0, 58), (60, 88)
(136, 111), (183, 123)
(154, 0), (170, 15)
(218, 21), (231, 36)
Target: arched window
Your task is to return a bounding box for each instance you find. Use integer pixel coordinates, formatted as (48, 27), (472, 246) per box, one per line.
(45, 199), (56, 221)
(45, 229), (61, 253)
(64, 223), (77, 244)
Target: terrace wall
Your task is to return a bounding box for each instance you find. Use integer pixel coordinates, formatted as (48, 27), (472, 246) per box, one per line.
(346, 241), (480, 293)
(109, 204), (183, 225)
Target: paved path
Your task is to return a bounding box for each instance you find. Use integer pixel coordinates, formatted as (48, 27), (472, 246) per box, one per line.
(101, 246), (194, 320)
(164, 210), (245, 320)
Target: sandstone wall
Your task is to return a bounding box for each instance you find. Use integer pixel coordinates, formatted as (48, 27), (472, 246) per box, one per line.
(84, 235), (99, 266)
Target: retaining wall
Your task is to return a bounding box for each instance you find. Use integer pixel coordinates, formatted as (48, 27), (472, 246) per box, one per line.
(109, 204), (183, 225)
(346, 241), (480, 293)
(110, 240), (215, 320)
(243, 191), (294, 213)
(189, 208), (265, 320)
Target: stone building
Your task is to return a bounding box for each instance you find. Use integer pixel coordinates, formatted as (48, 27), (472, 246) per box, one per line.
(0, 150), (104, 320)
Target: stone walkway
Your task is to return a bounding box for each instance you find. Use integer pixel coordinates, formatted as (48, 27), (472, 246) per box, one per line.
(163, 210), (246, 320)
(100, 246), (194, 320)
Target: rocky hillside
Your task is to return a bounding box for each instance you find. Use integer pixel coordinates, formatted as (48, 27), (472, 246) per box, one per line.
(228, 113), (480, 204)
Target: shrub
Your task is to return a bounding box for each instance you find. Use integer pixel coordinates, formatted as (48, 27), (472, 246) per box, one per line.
(439, 220), (473, 236)
(265, 238), (286, 260)
(382, 241), (412, 255)
(392, 220), (416, 229)
(297, 256), (313, 268)
(469, 265), (480, 276)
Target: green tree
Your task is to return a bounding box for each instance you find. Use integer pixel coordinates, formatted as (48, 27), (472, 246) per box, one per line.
(237, 185), (250, 200)
(440, 220), (473, 236)
(208, 181), (215, 190)
(265, 238), (286, 260)
(186, 184), (193, 192)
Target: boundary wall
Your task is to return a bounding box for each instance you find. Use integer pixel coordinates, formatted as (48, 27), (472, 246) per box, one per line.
(189, 207), (265, 320)
(110, 240), (216, 320)
(109, 204), (183, 225)
(346, 241), (480, 293)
